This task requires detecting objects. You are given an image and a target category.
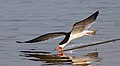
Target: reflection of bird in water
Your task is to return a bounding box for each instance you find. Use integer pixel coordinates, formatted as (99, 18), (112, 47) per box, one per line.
(21, 51), (100, 66)
(16, 11), (99, 55)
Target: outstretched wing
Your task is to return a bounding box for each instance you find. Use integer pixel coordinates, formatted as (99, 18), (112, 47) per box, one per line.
(16, 32), (67, 43)
(71, 11), (99, 34)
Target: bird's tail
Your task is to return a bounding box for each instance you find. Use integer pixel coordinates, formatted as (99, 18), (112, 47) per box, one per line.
(92, 29), (98, 35)
(84, 29), (98, 36)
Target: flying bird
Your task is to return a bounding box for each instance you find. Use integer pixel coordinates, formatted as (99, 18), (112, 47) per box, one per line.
(16, 11), (99, 55)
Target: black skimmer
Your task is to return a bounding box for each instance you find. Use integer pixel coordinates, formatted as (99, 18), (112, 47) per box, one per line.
(16, 11), (99, 55)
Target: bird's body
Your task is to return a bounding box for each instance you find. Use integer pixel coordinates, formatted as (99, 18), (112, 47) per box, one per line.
(16, 11), (99, 55)
(58, 30), (97, 48)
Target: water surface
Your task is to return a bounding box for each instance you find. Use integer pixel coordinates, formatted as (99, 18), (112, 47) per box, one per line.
(0, 0), (120, 66)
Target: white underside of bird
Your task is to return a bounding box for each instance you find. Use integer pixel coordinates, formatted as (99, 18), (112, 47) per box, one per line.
(58, 30), (96, 48)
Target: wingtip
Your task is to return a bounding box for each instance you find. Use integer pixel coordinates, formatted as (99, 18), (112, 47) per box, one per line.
(90, 10), (99, 19)
(16, 41), (24, 43)
(16, 41), (33, 43)
(95, 10), (99, 15)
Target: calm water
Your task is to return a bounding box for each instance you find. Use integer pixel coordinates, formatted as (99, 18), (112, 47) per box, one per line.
(0, 0), (120, 66)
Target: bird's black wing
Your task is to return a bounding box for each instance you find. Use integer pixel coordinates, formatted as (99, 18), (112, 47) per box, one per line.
(16, 32), (67, 43)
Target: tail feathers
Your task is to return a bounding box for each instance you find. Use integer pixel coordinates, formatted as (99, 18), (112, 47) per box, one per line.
(92, 29), (98, 35)
(84, 29), (98, 36)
